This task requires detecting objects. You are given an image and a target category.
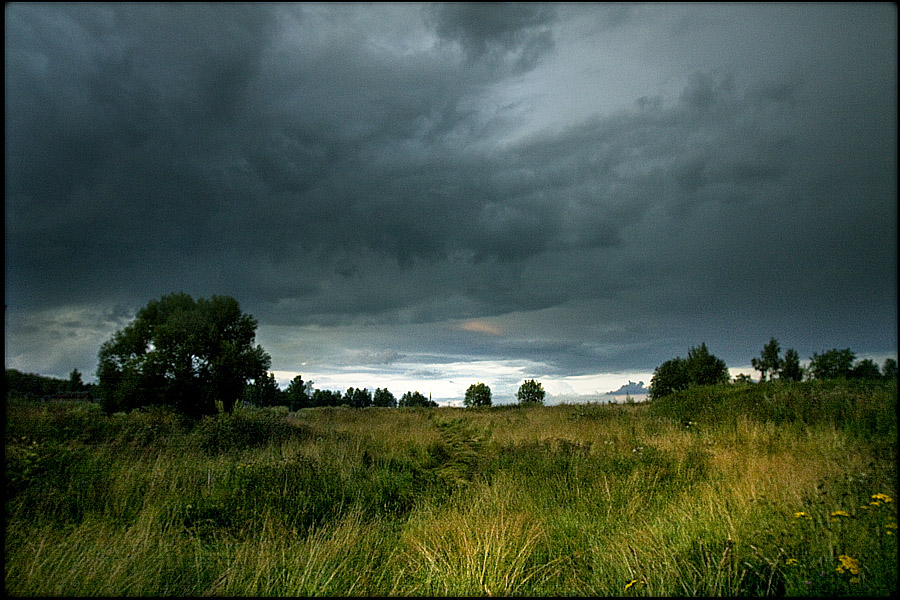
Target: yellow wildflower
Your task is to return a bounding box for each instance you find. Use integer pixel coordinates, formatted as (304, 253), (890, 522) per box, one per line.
(785, 558), (799, 566)
(831, 510), (851, 518)
(872, 493), (893, 503)
(794, 511), (812, 519)
(836, 555), (860, 576)
(624, 578), (646, 591)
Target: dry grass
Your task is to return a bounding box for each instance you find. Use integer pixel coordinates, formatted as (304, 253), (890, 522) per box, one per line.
(5, 380), (896, 596)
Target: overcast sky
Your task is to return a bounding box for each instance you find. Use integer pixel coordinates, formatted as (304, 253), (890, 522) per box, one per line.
(5, 3), (897, 404)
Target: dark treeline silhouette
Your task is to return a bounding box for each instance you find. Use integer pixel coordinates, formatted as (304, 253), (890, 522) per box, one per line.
(650, 338), (897, 400)
(9, 292), (897, 414)
(5, 368), (95, 400)
(243, 375), (437, 409)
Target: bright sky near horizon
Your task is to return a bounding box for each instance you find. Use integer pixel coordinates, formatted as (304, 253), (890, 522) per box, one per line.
(5, 3), (897, 404)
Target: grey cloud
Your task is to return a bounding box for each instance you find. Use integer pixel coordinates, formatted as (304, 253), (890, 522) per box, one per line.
(5, 4), (896, 383)
(429, 2), (557, 72)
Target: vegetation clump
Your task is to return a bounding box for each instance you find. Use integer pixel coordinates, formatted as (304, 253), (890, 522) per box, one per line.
(5, 378), (896, 596)
(6, 307), (897, 596)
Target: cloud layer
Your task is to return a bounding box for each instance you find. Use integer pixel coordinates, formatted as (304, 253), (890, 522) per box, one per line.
(5, 4), (897, 396)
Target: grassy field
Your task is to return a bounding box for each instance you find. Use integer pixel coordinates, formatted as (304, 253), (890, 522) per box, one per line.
(5, 379), (897, 596)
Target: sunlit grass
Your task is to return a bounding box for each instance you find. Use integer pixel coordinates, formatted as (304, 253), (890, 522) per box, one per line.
(5, 379), (896, 595)
(397, 474), (553, 596)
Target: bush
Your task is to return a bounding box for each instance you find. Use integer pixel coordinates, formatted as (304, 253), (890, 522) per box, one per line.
(6, 439), (110, 526)
(192, 407), (310, 454)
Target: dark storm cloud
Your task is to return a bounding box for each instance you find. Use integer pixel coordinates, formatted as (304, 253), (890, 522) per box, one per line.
(6, 3), (279, 306)
(6, 3), (562, 319)
(5, 3), (896, 383)
(428, 2), (557, 72)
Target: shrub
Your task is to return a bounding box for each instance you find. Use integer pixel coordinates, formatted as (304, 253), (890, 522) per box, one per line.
(192, 407), (310, 454)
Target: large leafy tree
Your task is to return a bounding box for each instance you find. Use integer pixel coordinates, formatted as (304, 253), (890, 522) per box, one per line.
(464, 382), (492, 407)
(97, 293), (270, 418)
(649, 343), (729, 399)
(516, 379), (545, 405)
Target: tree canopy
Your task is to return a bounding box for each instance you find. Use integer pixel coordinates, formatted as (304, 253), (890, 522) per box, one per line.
(751, 338), (803, 382)
(807, 348), (856, 380)
(344, 387), (373, 408)
(464, 383), (492, 407)
(751, 337), (782, 382)
(373, 387), (397, 407)
(97, 293), (270, 418)
(779, 348), (804, 381)
(398, 391), (437, 407)
(649, 342), (729, 399)
(516, 379), (545, 405)
(849, 358), (882, 380)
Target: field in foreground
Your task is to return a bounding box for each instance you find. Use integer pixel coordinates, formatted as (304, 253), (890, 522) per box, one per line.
(5, 379), (897, 596)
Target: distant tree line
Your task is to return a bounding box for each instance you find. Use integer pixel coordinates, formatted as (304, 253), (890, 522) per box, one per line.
(748, 337), (896, 383)
(5, 368), (95, 400)
(244, 373), (439, 409)
(245, 378), (550, 410)
(649, 338), (897, 400)
(13, 293), (895, 415)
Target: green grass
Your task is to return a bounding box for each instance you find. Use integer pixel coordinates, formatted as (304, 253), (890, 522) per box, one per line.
(5, 379), (897, 596)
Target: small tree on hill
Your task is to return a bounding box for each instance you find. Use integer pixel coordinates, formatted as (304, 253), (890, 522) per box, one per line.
(399, 391), (437, 407)
(808, 348), (856, 380)
(751, 337), (782, 382)
(882, 358), (898, 379)
(516, 379), (545, 405)
(285, 375), (311, 410)
(246, 372), (284, 407)
(649, 356), (690, 399)
(344, 387), (373, 408)
(373, 387), (397, 407)
(686, 343), (730, 386)
(68, 369), (85, 392)
(778, 348), (804, 381)
(464, 383), (492, 407)
(849, 358), (881, 380)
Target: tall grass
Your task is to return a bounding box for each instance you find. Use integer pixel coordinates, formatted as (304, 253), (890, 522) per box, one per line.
(5, 379), (897, 595)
